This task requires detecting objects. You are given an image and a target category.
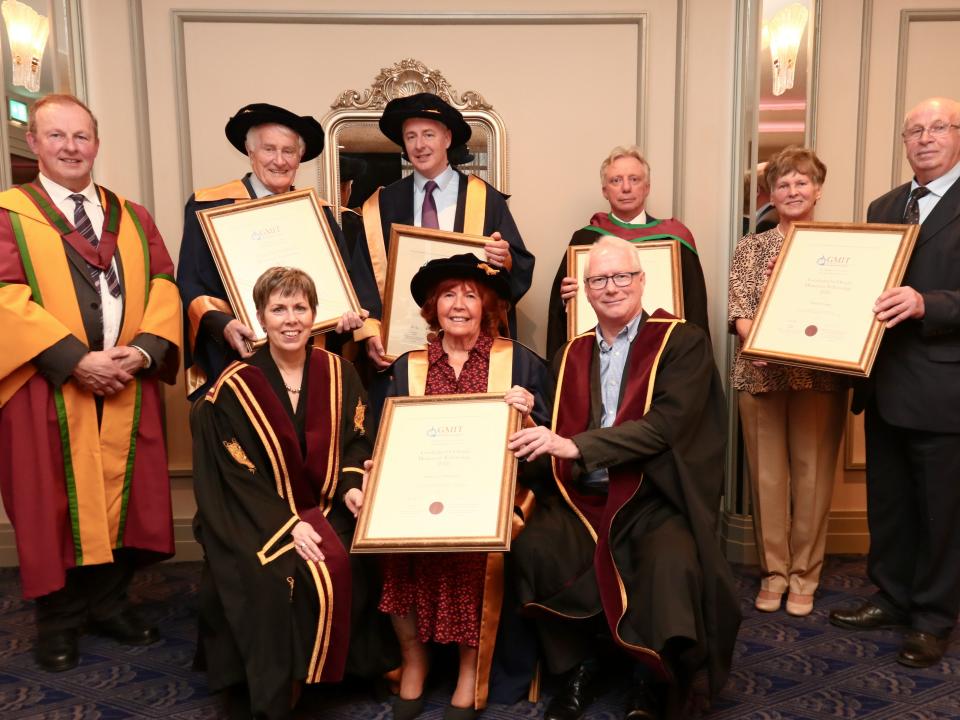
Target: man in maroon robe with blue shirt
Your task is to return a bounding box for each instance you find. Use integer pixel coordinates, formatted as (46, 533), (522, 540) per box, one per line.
(509, 237), (738, 720)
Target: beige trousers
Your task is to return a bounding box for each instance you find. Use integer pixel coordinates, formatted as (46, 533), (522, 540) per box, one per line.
(738, 389), (847, 595)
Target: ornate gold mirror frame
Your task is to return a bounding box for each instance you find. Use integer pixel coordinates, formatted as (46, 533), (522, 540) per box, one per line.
(319, 58), (508, 222)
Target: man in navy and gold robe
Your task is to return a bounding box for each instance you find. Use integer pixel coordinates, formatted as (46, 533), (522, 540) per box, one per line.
(350, 93), (534, 369)
(177, 103), (351, 398)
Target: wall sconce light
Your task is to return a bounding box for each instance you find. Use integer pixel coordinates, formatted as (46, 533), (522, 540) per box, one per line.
(766, 2), (808, 97)
(2, 0), (50, 93)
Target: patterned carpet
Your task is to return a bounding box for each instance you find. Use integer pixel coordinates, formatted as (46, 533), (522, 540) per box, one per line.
(0, 555), (958, 719)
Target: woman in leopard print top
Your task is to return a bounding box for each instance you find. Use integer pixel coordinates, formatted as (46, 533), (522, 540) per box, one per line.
(728, 147), (848, 618)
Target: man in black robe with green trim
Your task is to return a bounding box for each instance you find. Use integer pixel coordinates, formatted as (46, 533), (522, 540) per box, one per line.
(509, 237), (738, 720)
(545, 145), (710, 359)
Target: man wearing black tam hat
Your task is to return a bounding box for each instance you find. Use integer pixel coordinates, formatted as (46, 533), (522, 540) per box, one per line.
(350, 92), (534, 369)
(177, 103), (361, 399)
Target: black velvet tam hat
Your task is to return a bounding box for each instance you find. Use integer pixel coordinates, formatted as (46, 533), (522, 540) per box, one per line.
(225, 103), (325, 161)
(339, 155), (368, 183)
(410, 253), (511, 307)
(378, 93), (472, 149)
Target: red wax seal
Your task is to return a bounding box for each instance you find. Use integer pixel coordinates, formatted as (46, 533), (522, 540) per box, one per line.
(804, 325), (818, 337)
(429, 502), (444, 515)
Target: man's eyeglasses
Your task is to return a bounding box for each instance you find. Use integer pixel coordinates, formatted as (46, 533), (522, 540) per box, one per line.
(584, 271), (641, 291)
(901, 123), (960, 143)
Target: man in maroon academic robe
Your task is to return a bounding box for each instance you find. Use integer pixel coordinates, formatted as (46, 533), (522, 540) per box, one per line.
(545, 145), (710, 359)
(0, 94), (181, 673)
(508, 237), (738, 720)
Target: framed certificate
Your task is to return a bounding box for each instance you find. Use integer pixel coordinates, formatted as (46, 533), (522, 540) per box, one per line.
(567, 240), (683, 339)
(740, 221), (919, 376)
(352, 393), (521, 553)
(381, 225), (488, 359)
(197, 188), (360, 348)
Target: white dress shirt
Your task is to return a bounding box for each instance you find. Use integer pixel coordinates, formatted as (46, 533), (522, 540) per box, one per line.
(612, 210), (648, 225)
(912, 159), (960, 224)
(248, 172), (275, 199)
(39, 173), (123, 350)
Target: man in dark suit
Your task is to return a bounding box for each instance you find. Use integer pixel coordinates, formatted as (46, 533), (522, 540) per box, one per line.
(830, 96), (960, 668)
(349, 93), (534, 368)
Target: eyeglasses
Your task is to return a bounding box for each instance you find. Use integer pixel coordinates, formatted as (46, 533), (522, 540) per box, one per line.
(901, 123), (960, 143)
(584, 271), (641, 291)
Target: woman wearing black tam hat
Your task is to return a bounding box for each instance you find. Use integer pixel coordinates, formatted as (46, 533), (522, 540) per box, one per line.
(177, 102), (364, 400)
(347, 93), (535, 372)
(360, 254), (551, 719)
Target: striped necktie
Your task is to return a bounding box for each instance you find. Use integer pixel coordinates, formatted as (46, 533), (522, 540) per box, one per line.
(70, 193), (120, 297)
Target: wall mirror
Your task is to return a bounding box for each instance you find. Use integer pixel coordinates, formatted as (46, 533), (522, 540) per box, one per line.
(318, 58), (508, 223)
(741, 0), (818, 236)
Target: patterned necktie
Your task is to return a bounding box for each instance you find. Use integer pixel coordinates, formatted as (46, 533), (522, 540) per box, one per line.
(70, 193), (120, 297)
(903, 185), (930, 225)
(421, 180), (439, 229)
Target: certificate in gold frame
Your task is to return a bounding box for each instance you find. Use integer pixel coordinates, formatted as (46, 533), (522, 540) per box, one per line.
(381, 225), (489, 360)
(352, 393), (521, 553)
(566, 240), (684, 340)
(197, 188), (360, 348)
(740, 221), (919, 376)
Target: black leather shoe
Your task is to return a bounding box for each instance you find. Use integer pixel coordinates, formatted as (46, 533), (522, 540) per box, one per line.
(442, 703), (478, 720)
(898, 630), (947, 668)
(91, 611), (160, 646)
(544, 662), (598, 720)
(829, 601), (906, 631)
(35, 628), (78, 672)
(624, 679), (665, 720)
(392, 694), (425, 720)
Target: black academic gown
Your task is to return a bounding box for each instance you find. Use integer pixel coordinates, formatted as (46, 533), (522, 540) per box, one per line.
(545, 222), (711, 359)
(513, 317), (740, 702)
(349, 171), (534, 337)
(177, 174), (354, 399)
(191, 345), (396, 719)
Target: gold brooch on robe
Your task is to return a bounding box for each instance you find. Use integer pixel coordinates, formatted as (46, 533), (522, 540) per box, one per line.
(223, 438), (255, 473)
(354, 398), (366, 434)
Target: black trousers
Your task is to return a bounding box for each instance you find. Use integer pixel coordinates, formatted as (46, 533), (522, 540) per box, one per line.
(865, 402), (960, 637)
(34, 551), (136, 636)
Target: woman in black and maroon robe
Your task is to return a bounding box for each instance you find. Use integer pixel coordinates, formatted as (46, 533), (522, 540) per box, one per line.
(191, 267), (394, 719)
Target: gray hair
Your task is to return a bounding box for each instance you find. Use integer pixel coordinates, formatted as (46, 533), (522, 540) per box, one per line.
(585, 236), (642, 276)
(245, 123), (306, 157)
(599, 145), (650, 184)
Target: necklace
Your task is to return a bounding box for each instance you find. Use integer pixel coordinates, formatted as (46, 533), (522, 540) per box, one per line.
(284, 384), (301, 394)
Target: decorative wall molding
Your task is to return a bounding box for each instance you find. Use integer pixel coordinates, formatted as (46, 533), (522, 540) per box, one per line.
(330, 57), (493, 111)
(891, 8), (960, 186)
(719, 509), (868, 568)
(167, 10), (648, 213)
(853, 0), (873, 222)
(128, 0), (154, 213)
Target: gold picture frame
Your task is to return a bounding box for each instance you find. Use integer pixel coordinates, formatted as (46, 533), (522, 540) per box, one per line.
(352, 393), (521, 553)
(197, 189), (360, 349)
(740, 221), (919, 376)
(566, 240), (684, 340)
(380, 224), (489, 360)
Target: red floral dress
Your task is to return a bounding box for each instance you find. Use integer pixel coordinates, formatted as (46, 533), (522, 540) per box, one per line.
(378, 333), (494, 646)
